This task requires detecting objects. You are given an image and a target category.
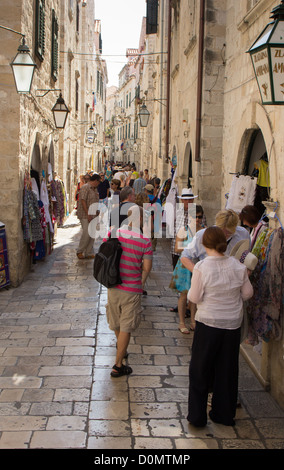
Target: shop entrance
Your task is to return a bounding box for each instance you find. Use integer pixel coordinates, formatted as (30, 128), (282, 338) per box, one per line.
(30, 136), (42, 194)
(242, 128), (270, 215)
(238, 128), (273, 388)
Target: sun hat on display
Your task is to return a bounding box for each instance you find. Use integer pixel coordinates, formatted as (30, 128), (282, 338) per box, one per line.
(230, 239), (258, 271)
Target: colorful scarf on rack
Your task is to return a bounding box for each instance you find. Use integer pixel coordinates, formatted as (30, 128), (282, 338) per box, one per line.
(246, 227), (283, 345)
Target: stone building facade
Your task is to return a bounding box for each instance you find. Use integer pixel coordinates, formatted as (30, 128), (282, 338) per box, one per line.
(0, 0), (62, 287)
(222, 0), (284, 409)
(107, 18), (149, 169)
(143, 0), (284, 409)
(167, 0), (226, 223)
(0, 0), (106, 287)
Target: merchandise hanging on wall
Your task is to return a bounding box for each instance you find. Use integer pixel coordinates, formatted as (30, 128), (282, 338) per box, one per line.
(22, 168), (68, 263)
(226, 174), (257, 213)
(245, 226), (284, 346)
(50, 175), (67, 227)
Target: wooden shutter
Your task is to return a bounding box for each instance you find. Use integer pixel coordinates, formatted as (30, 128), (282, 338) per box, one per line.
(51, 10), (59, 81)
(35, 0), (46, 61)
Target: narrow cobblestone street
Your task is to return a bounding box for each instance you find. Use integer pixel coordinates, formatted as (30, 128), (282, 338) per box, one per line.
(0, 212), (283, 451)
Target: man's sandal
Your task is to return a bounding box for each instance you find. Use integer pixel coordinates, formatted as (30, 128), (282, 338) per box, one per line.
(77, 253), (85, 259)
(111, 364), (133, 378)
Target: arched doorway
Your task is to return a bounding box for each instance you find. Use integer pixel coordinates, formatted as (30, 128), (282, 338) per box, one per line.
(48, 140), (55, 182)
(30, 134), (42, 194)
(242, 128), (270, 215)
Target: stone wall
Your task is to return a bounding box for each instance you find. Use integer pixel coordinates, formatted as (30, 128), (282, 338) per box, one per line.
(223, 0), (284, 409)
(169, 0), (226, 224)
(0, 0), (106, 286)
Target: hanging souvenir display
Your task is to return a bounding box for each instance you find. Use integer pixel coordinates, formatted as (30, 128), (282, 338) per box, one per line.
(245, 226), (283, 346)
(226, 174), (257, 213)
(22, 167), (62, 263)
(50, 175), (67, 226)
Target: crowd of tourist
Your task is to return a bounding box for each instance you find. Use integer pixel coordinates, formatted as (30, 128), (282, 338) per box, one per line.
(73, 161), (271, 428)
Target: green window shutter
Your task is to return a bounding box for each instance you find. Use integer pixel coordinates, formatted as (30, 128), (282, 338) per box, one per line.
(35, 0), (45, 61)
(51, 10), (59, 81)
(97, 71), (100, 94)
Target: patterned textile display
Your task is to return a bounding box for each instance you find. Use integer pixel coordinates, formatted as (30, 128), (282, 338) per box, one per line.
(226, 175), (257, 213)
(245, 227), (283, 345)
(261, 227), (284, 323)
(23, 170), (56, 261)
(23, 188), (44, 243)
(40, 180), (54, 233)
(50, 178), (67, 226)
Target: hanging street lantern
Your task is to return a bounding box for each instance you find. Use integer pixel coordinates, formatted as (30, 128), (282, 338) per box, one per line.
(138, 104), (150, 127)
(248, 0), (284, 105)
(10, 37), (36, 93)
(86, 125), (97, 143)
(52, 93), (70, 129)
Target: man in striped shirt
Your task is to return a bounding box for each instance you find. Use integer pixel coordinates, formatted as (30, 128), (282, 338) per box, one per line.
(106, 206), (153, 377)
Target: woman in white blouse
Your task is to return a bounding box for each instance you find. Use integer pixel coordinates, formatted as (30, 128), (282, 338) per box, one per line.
(187, 226), (253, 427)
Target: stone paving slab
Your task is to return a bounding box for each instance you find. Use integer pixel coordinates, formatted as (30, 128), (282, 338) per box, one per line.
(0, 212), (283, 451)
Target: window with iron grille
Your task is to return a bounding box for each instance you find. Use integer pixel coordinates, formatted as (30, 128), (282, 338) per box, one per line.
(51, 10), (59, 81)
(35, 0), (45, 61)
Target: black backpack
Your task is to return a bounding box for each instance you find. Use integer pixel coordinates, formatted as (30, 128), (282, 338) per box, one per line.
(93, 237), (123, 288)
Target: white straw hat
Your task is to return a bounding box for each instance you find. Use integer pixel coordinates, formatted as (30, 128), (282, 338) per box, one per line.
(230, 239), (258, 271)
(177, 188), (198, 199)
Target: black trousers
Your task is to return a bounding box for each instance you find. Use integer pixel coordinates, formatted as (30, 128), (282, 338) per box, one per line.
(188, 321), (241, 426)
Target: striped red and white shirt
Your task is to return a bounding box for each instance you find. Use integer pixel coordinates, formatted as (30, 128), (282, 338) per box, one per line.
(114, 225), (153, 294)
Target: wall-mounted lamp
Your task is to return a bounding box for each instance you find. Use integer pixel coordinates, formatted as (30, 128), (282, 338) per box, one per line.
(36, 89), (70, 129)
(138, 104), (150, 127)
(52, 93), (70, 129)
(0, 25), (36, 93)
(248, 0), (284, 105)
(86, 125), (97, 143)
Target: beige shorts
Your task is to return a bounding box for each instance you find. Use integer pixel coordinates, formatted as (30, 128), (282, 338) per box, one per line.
(106, 288), (142, 333)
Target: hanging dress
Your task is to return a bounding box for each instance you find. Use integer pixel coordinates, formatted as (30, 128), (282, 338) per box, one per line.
(246, 228), (275, 345)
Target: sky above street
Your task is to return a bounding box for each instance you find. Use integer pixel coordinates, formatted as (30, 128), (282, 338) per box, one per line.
(95, 0), (147, 87)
